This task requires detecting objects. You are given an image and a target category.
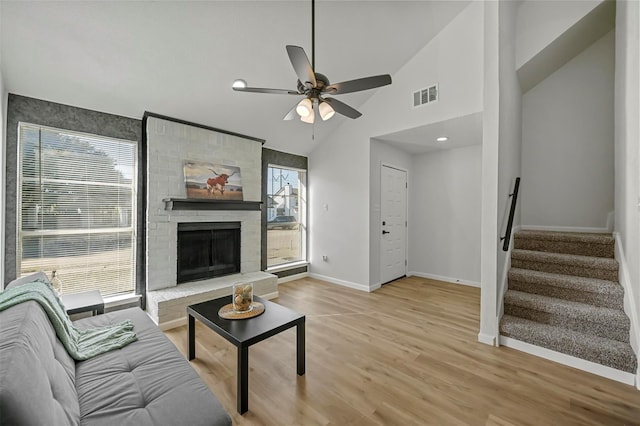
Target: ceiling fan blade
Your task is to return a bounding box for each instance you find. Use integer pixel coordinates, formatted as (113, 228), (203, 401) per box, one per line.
(283, 103), (299, 120)
(286, 45), (317, 89)
(324, 98), (362, 119)
(324, 74), (392, 95)
(233, 86), (300, 95)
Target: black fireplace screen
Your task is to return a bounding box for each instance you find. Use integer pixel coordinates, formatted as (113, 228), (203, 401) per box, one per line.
(177, 222), (240, 283)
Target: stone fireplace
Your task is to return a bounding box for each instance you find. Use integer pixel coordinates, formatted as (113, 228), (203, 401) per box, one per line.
(144, 114), (277, 328)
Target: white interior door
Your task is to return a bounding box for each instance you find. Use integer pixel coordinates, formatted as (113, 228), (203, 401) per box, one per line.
(380, 165), (407, 284)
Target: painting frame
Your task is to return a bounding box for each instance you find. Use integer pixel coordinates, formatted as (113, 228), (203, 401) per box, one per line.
(183, 160), (244, 200)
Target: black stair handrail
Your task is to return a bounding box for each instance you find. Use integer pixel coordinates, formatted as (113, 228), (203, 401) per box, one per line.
(500, 177), (520, 252)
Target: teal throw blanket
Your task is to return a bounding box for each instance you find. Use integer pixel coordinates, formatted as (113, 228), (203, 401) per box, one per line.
(0, 280), (137, 360)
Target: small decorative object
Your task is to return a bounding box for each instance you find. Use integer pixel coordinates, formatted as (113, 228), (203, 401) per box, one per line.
(183, 160), (243, 200)
(50, 270), (62, 294)
(233, 282), (253, 313)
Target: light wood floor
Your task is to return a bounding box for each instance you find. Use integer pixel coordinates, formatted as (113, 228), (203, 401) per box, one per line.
(165, 276), (640, 425)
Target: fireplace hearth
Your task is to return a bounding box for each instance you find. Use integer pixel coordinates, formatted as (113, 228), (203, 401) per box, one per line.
(177, 222), (241, 284)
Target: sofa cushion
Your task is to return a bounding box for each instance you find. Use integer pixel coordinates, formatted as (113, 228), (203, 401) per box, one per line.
(5, 271), (51, 289)
(74, 308), (231, 426)
(0, 301), (80, 425)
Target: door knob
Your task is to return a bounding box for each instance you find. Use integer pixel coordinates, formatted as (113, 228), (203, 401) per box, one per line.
(382, 230), (390, 235)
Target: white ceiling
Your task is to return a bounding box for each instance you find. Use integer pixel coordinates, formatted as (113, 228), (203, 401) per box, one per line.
(0, 1), (471, 156)
(376, 111), (483, 154)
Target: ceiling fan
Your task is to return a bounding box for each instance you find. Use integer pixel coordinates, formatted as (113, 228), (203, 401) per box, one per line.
(232, 0), (392, 124)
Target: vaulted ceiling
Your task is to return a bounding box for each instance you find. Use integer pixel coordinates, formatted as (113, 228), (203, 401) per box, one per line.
(1, 1), (470, 155)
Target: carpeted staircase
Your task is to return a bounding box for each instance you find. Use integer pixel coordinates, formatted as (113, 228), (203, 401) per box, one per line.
(500, 230), (637, 373)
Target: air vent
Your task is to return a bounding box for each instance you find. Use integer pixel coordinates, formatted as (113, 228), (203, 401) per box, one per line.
(413, 83), (438, 107)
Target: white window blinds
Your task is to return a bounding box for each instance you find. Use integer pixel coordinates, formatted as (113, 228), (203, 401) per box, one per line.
(18, 122), (137, 297)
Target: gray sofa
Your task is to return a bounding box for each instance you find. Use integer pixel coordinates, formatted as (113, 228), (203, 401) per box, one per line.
(0, 273), (231, 425)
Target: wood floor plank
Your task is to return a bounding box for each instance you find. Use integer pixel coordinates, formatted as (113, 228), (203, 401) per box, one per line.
(164, 276), (640, 425)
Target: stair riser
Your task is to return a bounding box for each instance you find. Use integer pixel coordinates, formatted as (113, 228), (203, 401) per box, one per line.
(500, 326), (637, 373)
(511, 259), (618, 281)
(508, 279), (624, 310)
(504, 305), (630, 343)
(514, 239), (614, 258)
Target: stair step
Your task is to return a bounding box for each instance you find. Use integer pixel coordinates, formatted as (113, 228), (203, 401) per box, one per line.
(508, 268), (624, 309)
(504, 290), (630, 343)
(500, 315), (637, 373)
(514, 230), (614, 258)
(511, 249), (618, 281)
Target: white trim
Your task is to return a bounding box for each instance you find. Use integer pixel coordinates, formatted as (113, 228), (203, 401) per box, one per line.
(277, 272), (309, 284)
(308, 273), (372, 292)
(370, 282), (382, 292)
(500, 336), (636, 386)
(606, 210), (615, 232)
(614, 233), (640, 377)
(478, 332), (496, 346)
(407, 271), (480, 288)
(495, 225), (519, 347)
(103, 293), (141, 309)
(521, 224), (611, 233)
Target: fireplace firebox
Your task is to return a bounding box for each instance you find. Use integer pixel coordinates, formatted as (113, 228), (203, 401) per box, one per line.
(177, 222), (241, 284)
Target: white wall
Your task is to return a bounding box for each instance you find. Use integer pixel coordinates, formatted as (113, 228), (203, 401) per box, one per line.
(408, 145), (482, 286)
(309, 1), (484, 289)
(497, 0), (523, 312)
(516, 0), (603, 69)
(614, 0), (640, 380)
(521, 31), (615, 230)
(369, 139), (412, 288)
(480, 0), (500, 344)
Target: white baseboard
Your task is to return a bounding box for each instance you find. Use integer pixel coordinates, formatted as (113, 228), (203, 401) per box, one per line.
(308, 273), (371, 292)
(521, 225), (611, 234)
(500, 336), (636, 386)
(277, 272), (309, 284)
(407, 271), (480, 288)
(614, 233), (639, 373)
(478, 332), (496, 346)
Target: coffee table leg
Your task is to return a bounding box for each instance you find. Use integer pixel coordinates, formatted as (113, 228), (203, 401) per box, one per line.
(238, 346), (249, 414)
(297, 320), (305, 375)
(188, 314), (195, 360)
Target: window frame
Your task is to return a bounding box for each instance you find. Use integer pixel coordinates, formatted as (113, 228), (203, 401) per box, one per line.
(16, 122), (139, 297)
(265, 163), (307, 270)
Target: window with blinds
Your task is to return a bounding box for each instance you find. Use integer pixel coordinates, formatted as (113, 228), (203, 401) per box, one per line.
(17, 122), (137, 297)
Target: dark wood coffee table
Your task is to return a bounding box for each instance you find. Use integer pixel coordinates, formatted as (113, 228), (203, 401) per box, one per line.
(187, 295), (305, 414)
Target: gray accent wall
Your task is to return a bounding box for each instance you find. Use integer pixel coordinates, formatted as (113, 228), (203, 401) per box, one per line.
(4, 94), (143, 287)
(261, 148), (308, 272)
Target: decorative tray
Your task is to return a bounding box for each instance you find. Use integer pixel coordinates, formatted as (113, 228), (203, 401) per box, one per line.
(218, 302), (265, 320)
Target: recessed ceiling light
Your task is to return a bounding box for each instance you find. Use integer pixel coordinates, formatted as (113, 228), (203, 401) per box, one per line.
(436, 136), (449, 142)
(232, 79), (247, 89)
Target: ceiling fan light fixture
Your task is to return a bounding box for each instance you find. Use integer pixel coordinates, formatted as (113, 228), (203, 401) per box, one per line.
(232, 79), (247, 89)
(319, 101), (335, 121)
(300, 109), (315, 123)
(296, 98), (313, 117)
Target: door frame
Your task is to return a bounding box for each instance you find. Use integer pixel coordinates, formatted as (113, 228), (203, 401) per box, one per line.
(379, 162), (409, 285)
